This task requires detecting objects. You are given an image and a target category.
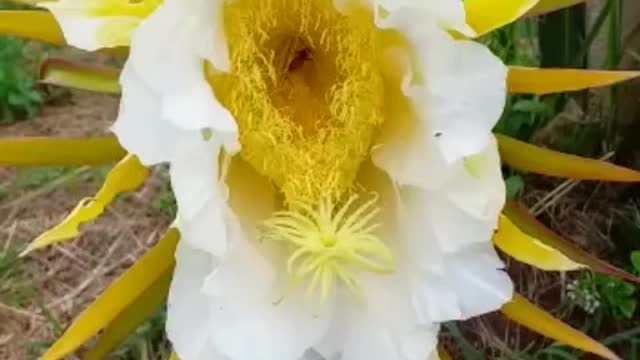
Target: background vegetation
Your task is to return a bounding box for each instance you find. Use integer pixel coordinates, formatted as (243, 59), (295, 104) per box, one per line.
(0, 1), (640, 359)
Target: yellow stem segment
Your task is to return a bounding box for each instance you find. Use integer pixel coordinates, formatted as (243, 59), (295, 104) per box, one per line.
(39, 228), (179, 360)
(0, 10), (65, 45)
(503, 201), (640, 284)
(526, 0), (585, 17)
(21, 155), (149, 255)
(493, 215), (585, 271)
(464, 0), (539, 37)
(83, 270), (173, 360)
(40, 59), (121, 94)
(496, 133), (640, 181)
(0, 136), (126, 166)
(502, 294), (621, 360)
(508, 66), (640, 95)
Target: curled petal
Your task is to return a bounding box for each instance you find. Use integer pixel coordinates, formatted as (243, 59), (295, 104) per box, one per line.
(41, 0), (161, 50)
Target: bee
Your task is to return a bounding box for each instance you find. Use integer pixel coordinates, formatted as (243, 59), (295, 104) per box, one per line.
(288, 47), (313, 72)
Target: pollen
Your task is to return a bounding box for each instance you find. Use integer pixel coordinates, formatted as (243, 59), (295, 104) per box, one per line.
(207, 0), (385, 206)
(262, 195), (395, 302)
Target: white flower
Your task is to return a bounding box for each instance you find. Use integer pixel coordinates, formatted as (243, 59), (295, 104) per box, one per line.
(47, 0), (513, 359)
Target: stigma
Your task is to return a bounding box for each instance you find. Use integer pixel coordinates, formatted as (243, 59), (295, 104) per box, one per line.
(262, 195), (395, 302)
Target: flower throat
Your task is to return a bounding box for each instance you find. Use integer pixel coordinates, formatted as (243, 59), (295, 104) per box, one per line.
(207, 0), (385, 206)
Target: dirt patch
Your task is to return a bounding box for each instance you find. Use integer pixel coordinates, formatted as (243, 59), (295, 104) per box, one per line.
(1, 91), (119, 138)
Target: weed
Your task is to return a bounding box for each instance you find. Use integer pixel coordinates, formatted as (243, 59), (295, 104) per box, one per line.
(482, 21), (565, 142)
(25, 340), (54, 360)
(505, 174), (525, 200)
(567, 273), (636, 319)
(0, 246), (33, 307)
(14, 167), (72, 190)
(114, 307), (170, 360)
(0, 35), (42, 123)
(151, 167), (177, 220)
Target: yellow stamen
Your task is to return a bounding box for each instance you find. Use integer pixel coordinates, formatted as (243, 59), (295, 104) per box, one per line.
(263, 195), (395, 302)
(208, 0), (384, 206)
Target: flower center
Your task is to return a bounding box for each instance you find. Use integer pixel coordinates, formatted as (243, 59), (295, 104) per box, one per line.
(208, 0), (394, 300)
(208, 0), (385, 206)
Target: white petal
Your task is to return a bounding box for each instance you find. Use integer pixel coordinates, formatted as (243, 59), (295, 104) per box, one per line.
(374, 0), (475, 36)
(447, 243), (514, 318)
(111, 65), (200, 165)
(201, 220), (332, 360)
(411, 272), (462, 322)
(170, 138), (230, 256)
(408, 26), (507, 163)
(428, 192), (498, 253)
(373, 25), (505, 192)
(406, 238), (512, 323)
(166, 241), (226, 360)
(432, 138), (505, 252)
(370, 44), (449, 190)
(316, 280), (440, 360)
(371, 109), (449, 190)
(127, 0), (238, 150)
(168, 212), (331, 360)
(410, 241), (512, 323)
(444, 137), (505, 220)
(382, 133), (504, 256)
(394, 154), (511, 323)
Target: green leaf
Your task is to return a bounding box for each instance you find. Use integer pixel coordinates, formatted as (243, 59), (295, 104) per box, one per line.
(619, 299), (636, 319)
(631, 251), (640, 273)
(39, 228), (179, 360)
(505, 175), (525, 199)
(0, 136), (126, 167)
